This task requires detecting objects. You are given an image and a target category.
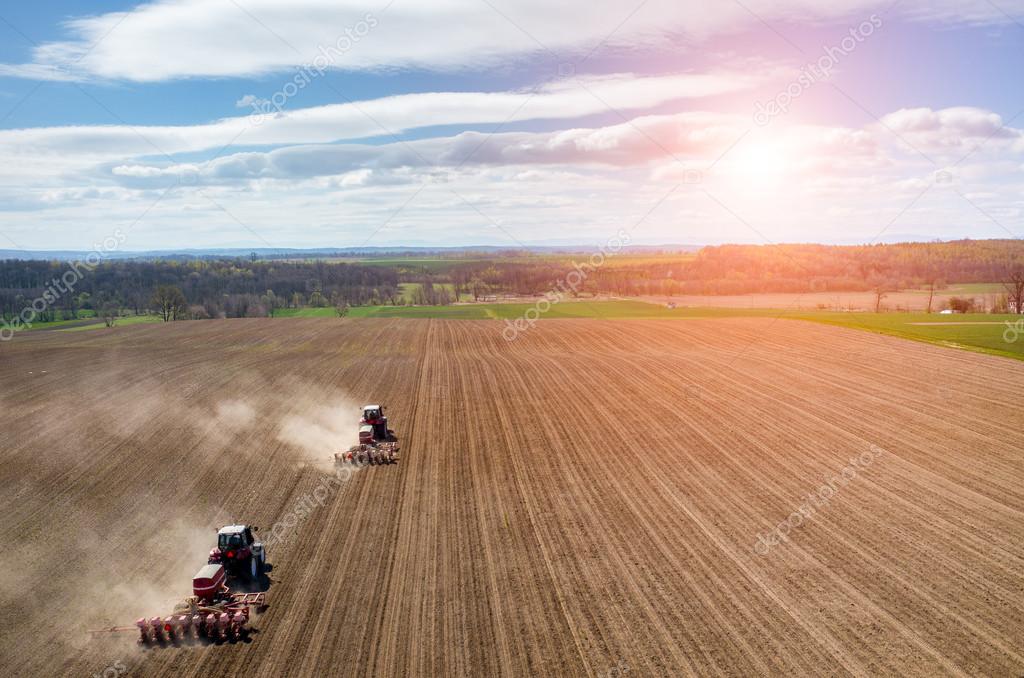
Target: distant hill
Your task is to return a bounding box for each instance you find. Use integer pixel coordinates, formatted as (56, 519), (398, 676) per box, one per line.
(0, 244), (704, 262)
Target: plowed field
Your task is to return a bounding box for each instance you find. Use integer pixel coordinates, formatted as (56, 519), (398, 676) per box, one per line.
(1, 318), (1023, 677)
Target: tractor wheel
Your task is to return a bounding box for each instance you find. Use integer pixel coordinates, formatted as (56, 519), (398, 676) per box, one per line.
(248, 556), (258, 580)
(256, 553), (265, 576)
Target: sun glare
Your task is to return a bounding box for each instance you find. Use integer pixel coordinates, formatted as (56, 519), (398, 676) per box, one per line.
(731, 140), (791, 179)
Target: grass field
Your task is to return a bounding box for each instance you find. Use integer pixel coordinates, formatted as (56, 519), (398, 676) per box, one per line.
(3, 310), (96, 332)
(4, 311), (166, 334)
(57, 314), (164, 332)
(272, 307), (339, 318)
(11, 317), (98, 332)
(796, 312), (1023, 360)
(396, 281), (470, 303)
(356, 257), (491, 270)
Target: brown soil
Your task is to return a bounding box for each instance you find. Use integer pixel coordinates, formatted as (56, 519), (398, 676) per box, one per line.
(1, 318), (1022, 677)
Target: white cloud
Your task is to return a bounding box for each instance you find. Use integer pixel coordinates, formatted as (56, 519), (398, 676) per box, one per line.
(235, 94), (262, 108)
(1, 101), (1021, 249)
(878, 107), (1022, 150)
(97, 106), (1021, 190)
(111, 163), (201, 182)
(0, 71), (758, 181)
(0, 63), (83, 82)
(99, 111), (749, 187)
(3, 0), (1023, 82)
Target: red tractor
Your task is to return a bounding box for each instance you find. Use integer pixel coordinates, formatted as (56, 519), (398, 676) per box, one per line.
(208, 525), (267, 581)
(358, 404), (396, 445)
(338, 404), (400, 465)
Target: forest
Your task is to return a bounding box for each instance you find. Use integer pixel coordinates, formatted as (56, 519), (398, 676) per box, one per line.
(0, 259), (399, 322)
(1, 239), (1022, 321)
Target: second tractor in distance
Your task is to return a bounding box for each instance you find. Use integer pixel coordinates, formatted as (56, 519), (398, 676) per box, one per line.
(337, 404), (400, 465)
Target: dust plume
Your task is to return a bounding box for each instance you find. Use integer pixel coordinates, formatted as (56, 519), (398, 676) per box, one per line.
(213, 400), (256, 429)
(0, 361), (370, 672)
(277, 400), (361, 460)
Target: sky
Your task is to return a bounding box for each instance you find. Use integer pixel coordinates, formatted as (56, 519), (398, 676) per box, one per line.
(0, 0), (1022, 251)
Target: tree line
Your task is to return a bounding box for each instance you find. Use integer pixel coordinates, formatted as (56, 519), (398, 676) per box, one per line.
(0, 259), (399, 321)
(404, 240), (1024, 301)
(1, 240), (1022, 322)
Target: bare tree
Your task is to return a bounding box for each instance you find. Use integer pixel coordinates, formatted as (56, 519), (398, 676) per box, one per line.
(261, 290), (280, 317)
(470, 277), (486, 302)
(1004, 270), (1024, 314)
(188, 305), (211, 320)
(947, 296), (976, 313)
(309, 290), (327, 308)
(98, 303), (119, 328)
(152, 285), (187, 322)
(873, 286), (889, 313)
(331, 291), (349, 317)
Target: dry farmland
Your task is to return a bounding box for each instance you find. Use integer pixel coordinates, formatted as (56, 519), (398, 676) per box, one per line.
(1, 318), (1023, 677)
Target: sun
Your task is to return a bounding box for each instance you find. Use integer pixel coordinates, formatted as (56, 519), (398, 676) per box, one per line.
(731, 140), (791, 179)
(715, 137), (797, 196)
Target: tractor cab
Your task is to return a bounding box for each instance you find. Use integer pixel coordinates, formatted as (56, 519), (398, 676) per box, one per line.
(217, 526), (253, 551)
(360, 404), (389, 441)
(209, 525), (266, 580)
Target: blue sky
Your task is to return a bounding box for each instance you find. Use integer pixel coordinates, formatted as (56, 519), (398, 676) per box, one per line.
(0, 1), (1022, 250)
